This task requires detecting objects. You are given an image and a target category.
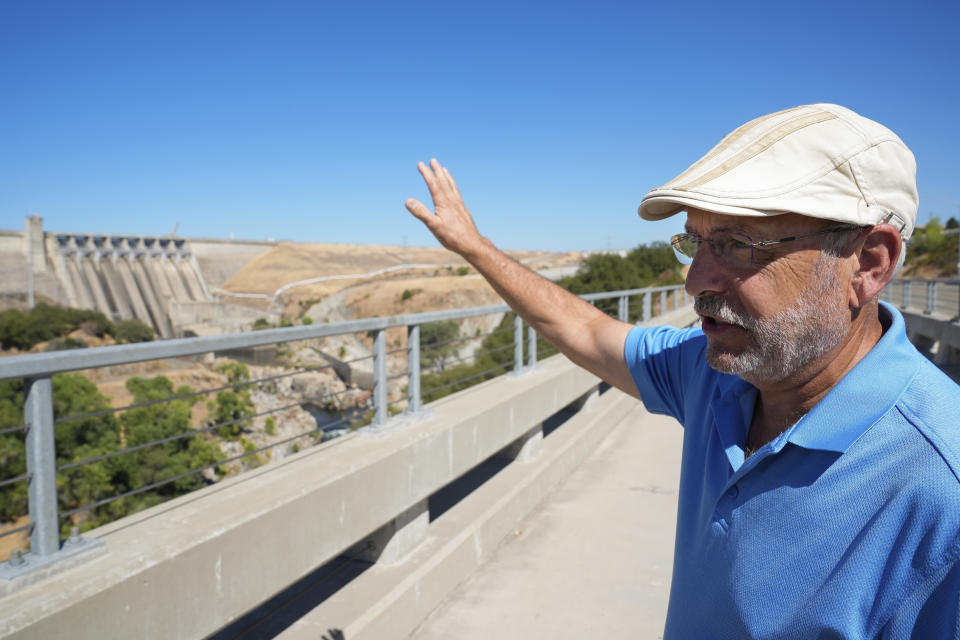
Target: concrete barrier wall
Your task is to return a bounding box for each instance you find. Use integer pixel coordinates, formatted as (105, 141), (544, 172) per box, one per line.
(0, 354), (604, 640)
(901, 309), (960, 365)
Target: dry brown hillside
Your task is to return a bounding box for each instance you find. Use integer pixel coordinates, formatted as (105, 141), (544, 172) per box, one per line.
(218, 242), (582, 319)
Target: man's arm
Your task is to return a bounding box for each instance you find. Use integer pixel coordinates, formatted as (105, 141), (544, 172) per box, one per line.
(405, 159), (639, 398)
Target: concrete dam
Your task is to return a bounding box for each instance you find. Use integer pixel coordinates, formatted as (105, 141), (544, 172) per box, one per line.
(52, 234), (211, 338)
(0, 216), (275, 337)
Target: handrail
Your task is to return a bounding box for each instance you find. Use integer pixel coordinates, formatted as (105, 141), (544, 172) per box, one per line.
(882, 278), (960, 320)
(0, 284), (690, 576)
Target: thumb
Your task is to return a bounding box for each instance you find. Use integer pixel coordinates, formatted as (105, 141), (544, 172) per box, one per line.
(405, 198), (434, 224)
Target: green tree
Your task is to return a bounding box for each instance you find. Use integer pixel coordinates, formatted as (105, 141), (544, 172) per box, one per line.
(0, 379), (27, 521)
(906, 218), (959, 276)
(558, 242), (681, 296)
(0, 304), (114, 351)
(421, 321), (460, 372)
(116, 376), (223, 505)
(209, 362), (255, 438)
(0, 373), (225, 532)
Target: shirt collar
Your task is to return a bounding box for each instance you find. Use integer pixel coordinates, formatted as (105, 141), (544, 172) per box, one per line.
(786, 301), (922, 453)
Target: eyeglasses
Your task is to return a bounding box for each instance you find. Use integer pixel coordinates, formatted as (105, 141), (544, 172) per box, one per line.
(670, 224), (866, 270)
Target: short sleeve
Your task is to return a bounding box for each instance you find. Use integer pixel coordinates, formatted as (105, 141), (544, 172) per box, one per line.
(882, 555), (960, 639)
(623, 325), (707, 425)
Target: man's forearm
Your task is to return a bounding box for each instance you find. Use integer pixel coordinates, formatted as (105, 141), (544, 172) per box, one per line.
(405, 159), (637, 396)
(461, 235), (609, 358)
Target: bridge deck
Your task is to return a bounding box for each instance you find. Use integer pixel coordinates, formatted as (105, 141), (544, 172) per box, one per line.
(409, 404), (682, 640)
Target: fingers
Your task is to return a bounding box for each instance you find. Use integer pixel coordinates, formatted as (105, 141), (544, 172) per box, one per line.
(416, 158), (461, 201)
(416, 161), (436, 187)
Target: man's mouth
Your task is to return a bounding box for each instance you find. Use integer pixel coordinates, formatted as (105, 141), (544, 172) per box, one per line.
(694, 297), (751, 334)
(699, 313), (740, 335)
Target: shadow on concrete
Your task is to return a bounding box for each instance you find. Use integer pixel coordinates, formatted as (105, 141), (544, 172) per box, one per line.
(206, 548), (366, 639)
(429, 394), (595, 522)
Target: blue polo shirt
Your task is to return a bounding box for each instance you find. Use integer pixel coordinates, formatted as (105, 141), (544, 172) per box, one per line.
(625, 301), (960, 639)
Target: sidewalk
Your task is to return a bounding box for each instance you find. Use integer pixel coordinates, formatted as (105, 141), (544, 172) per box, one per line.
(409, 404), (683, 639)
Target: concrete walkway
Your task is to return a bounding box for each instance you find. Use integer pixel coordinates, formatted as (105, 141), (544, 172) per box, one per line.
(409, 404), (683, 640)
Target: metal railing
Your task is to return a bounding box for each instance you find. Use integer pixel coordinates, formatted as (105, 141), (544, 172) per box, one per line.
(0, 284), (689, 572)
(881, 278), (960, 321)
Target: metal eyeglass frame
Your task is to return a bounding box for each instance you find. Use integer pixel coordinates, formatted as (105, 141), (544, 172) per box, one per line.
(670, 224), (868, 268)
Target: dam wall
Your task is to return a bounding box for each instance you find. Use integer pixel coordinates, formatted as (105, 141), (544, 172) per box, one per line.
(0, 217), (278, 337)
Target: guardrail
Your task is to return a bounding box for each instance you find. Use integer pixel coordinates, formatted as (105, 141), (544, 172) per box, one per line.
(882, 278), (960, 321)
(0, 284), (689, 578)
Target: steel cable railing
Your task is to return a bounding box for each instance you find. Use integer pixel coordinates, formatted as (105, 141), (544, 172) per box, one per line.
(58, 415), (354, 521)
(0, 285), (688, 568)
(49, 363), (341, 425)
(0, 423), (28, 436)
(883, 278), (960, 319)
(0, 521), (32, 544)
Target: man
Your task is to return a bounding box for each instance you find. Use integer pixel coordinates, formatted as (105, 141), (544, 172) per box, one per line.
(406, 104), (960, 638)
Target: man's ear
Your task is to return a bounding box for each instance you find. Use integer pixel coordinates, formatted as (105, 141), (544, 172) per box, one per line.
(850, 224), (902, 307)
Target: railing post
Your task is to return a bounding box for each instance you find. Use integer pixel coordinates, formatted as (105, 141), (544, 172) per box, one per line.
(956, 281), (960, 323)
(659, 291), (667, 317)
(643, 291), (652, 322)
(25, 376), (59, 558)
(513, 315), (523, 372)
(925, 281), (936, 315)
(373, 329), (387, 426)
(903, 281), (912, 309)
(617, 296), (628, 322)
(526, 324), (537, 368)
(406, 324), (420, 414)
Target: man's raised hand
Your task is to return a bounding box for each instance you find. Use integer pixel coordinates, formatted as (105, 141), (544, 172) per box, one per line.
(405, 159), (484, 257)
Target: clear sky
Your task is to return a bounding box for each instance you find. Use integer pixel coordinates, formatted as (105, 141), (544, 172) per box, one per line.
(2, 0), (958, 251)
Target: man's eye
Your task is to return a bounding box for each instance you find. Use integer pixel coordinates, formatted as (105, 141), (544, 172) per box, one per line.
(714, 236), (749, 254)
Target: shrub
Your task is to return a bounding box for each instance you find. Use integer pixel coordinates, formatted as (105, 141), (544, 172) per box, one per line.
(0, 304), (112, 350)
(45, 337), (86, 351)
(264, 417), (276, 435)
(456, 266), (469, 276)
(401, 289), (415, 301)
(252, 318), (271, 331)
(302, 316), (313, 325)
(112, 319), (154, 344)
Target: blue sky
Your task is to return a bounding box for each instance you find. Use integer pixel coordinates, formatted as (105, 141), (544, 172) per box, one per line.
(1, 0), (958, 251)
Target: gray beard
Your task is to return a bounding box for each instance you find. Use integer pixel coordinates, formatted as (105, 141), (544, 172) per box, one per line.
(693, 258), (848, 384)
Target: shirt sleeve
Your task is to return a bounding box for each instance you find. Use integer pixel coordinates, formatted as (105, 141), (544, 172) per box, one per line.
(883, 555), (960, 639)
(623, 325), (706, 426)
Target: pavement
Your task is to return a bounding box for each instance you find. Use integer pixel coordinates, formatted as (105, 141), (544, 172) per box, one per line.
(408, 404), (683, 640)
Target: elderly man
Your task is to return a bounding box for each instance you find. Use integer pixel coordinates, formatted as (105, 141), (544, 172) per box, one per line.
(406, 104), (960, 638)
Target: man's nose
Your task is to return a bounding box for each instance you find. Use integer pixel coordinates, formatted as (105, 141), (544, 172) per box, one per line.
(684, 242), (731, 298)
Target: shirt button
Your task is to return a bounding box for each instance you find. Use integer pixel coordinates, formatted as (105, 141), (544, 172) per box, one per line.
(729, 485), (739, 499)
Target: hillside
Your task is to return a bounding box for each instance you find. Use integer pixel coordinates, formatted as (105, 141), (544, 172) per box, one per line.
(218, 241), (583, 319)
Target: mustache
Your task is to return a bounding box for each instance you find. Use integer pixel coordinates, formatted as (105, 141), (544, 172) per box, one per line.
(694, 295), (755, 330)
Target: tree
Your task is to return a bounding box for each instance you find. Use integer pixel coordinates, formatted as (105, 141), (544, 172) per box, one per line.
(0, 379), (27, 521)
(906, 217), (959, 277)
(558, 242), (681, 296)
(420, 321), (460, 371)
(209, 362), (255, 438)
